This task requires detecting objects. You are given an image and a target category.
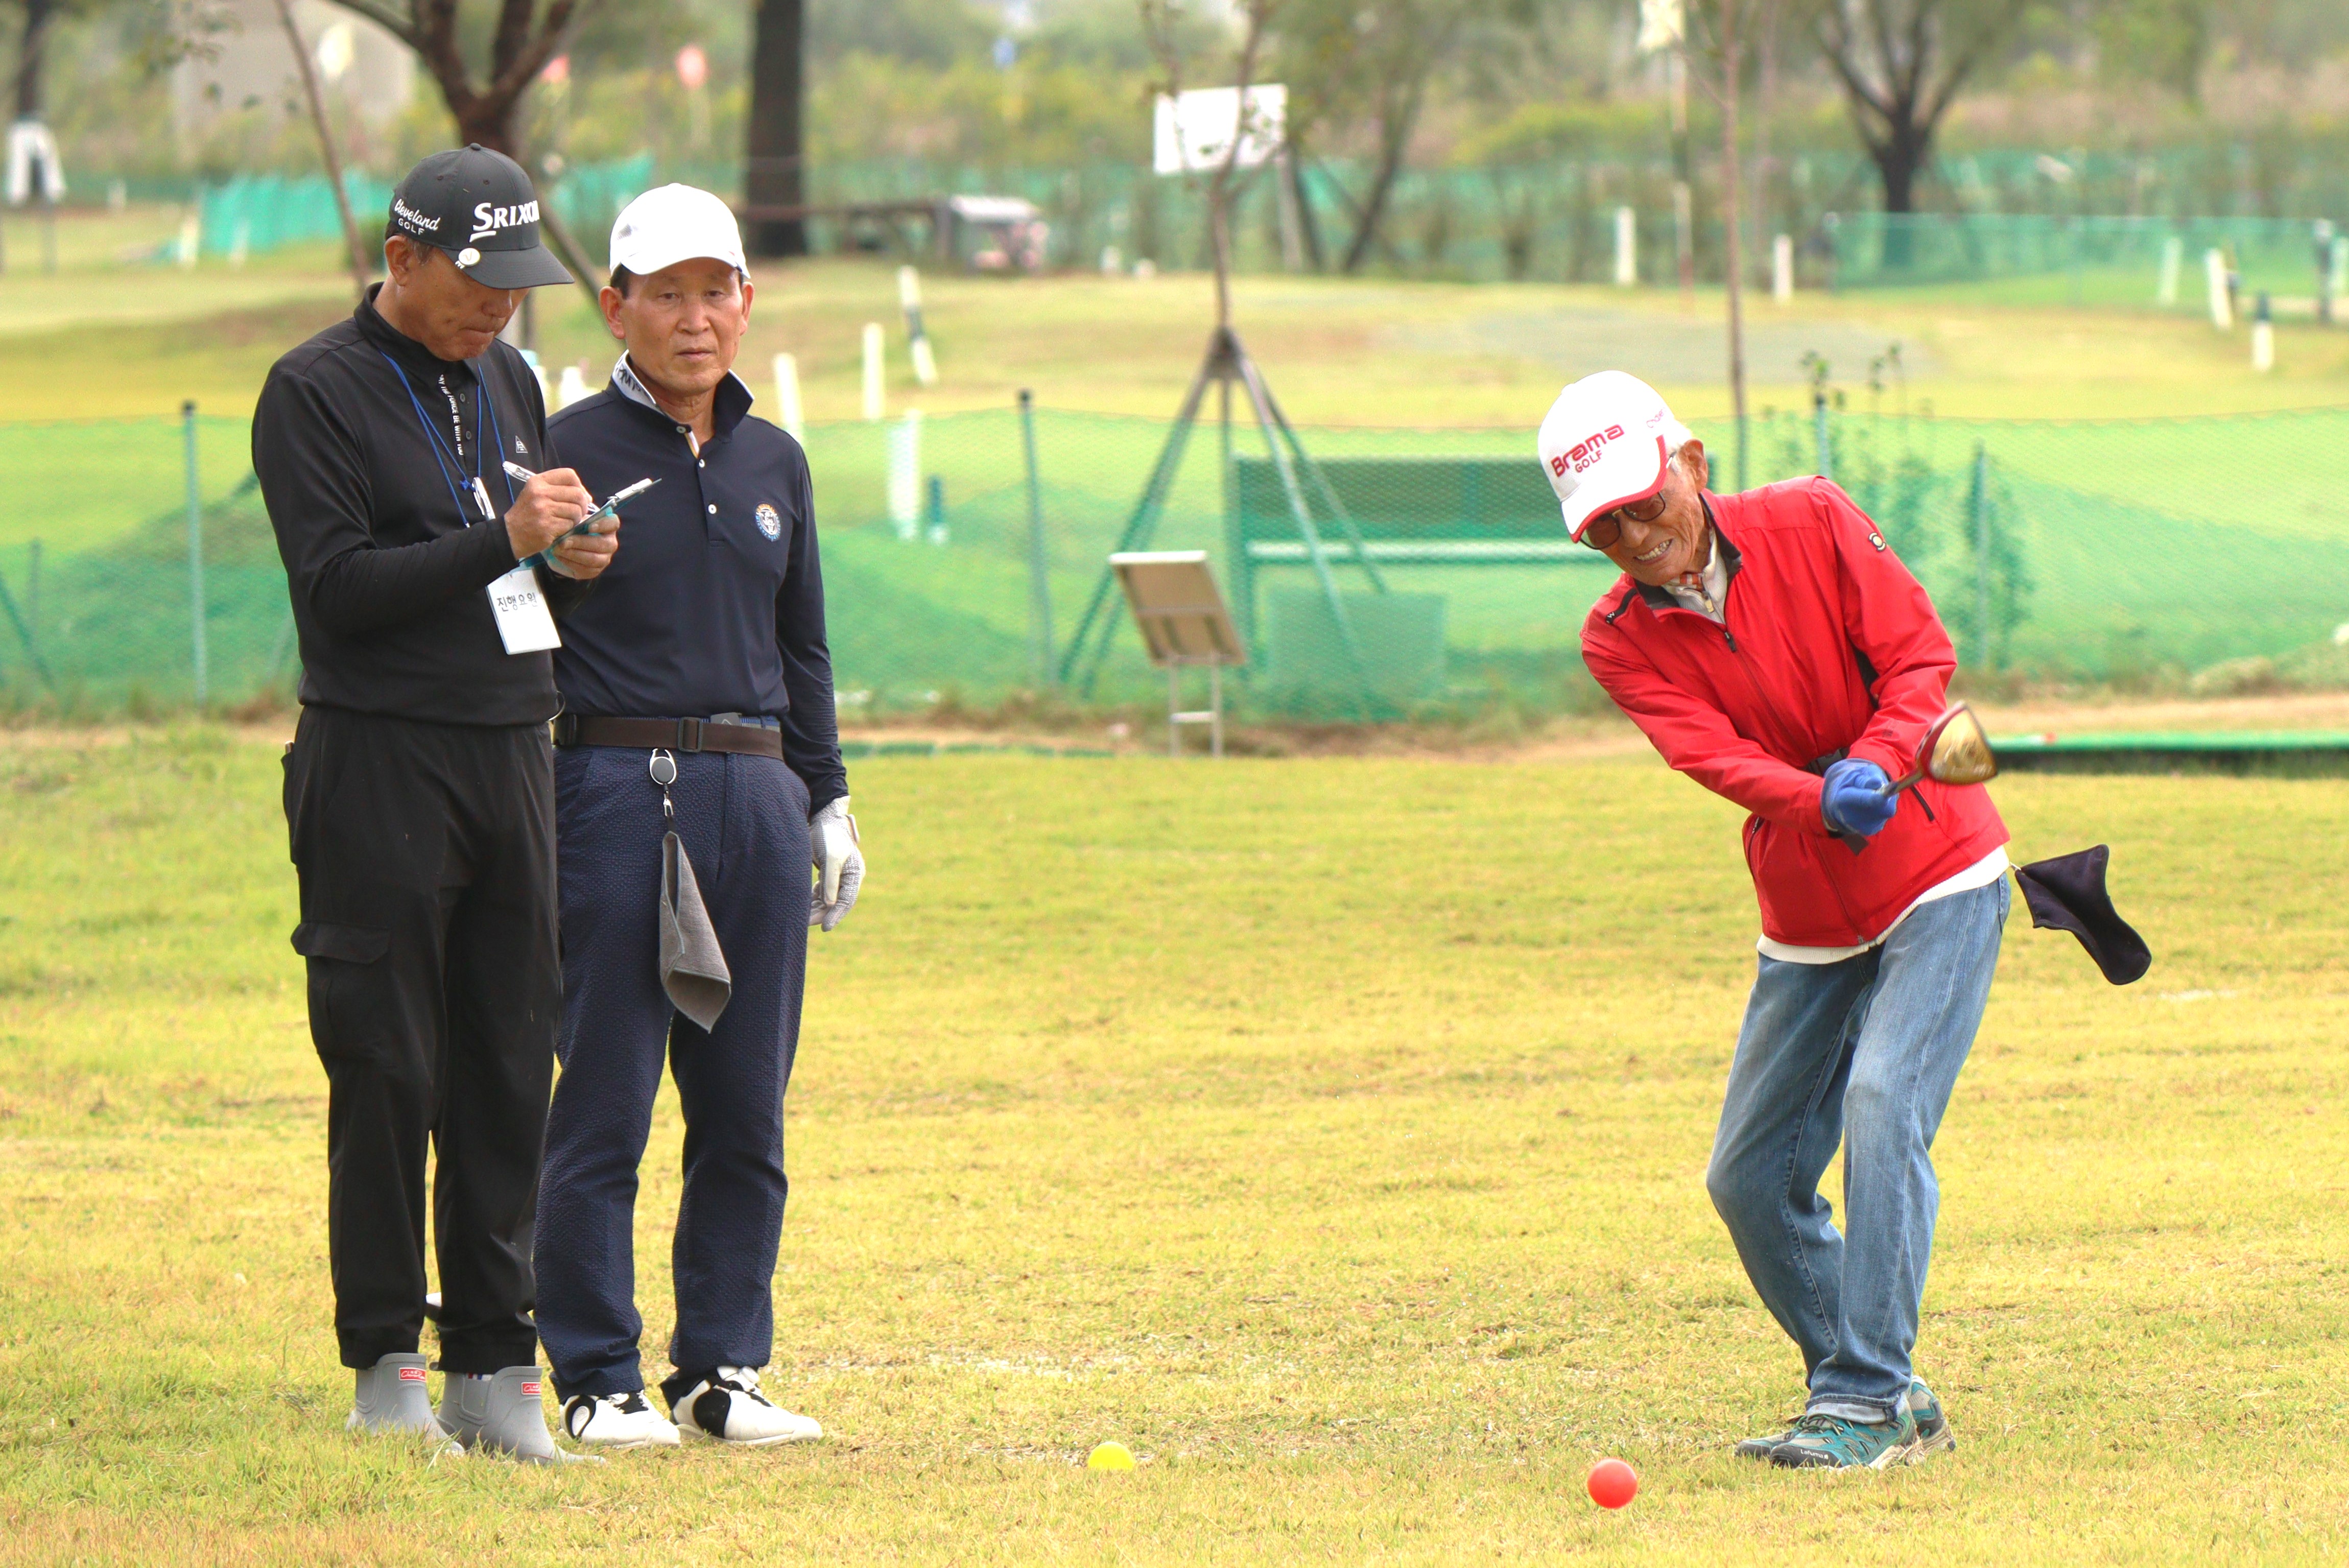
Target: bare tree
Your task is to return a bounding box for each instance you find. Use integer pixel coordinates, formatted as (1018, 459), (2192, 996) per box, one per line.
(1141, 0), (1274, 329)
(322, 0), (606, 297)
(1275, 0), (1474, 275)
(323, 0), (597, 156)
(1807, 0), (2030, 215)
(272, 0), (373, 299)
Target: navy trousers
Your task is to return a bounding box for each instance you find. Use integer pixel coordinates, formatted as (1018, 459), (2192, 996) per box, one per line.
(535, 738), (811, 1402)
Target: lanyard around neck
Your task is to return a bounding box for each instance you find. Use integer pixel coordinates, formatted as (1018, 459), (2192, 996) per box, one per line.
(376, 350), (517, 526)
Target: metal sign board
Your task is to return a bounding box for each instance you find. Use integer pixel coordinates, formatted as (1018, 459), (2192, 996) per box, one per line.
(1110, 551), (1245, 667)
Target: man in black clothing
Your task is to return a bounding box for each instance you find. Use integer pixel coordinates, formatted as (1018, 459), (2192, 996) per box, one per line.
(532, 183), (856, 1451)
(254, 146), (615, 1463)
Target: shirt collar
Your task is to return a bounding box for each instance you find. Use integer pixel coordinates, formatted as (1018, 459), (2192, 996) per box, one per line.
(609, 352), (754, 440)
(354, 282), (480, 384)
(1631, 495), (1744, 614)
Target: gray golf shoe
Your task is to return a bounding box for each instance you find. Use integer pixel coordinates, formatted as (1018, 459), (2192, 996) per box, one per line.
(348, 1352), (452, 1440)
(437, 1366), (598, 1465)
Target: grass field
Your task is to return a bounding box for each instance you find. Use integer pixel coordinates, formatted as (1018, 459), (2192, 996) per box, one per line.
(6, 208), (2349, 426)
(1, 729), (2343, 1563)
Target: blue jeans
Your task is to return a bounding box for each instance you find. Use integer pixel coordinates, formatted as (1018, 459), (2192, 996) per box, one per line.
(1705, 877), (2008, 1423)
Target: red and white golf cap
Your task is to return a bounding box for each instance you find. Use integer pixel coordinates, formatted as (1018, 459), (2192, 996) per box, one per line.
(1535, 371), (1693, 541)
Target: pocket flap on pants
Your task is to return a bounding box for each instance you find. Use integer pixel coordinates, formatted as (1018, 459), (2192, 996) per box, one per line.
(290, 921), (390, 964)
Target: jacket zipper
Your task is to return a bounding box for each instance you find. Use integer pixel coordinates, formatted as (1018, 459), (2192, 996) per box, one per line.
(1659, 577), (1866, 936)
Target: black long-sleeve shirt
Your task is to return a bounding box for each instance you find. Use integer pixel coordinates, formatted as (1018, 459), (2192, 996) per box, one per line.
(545, 360), (847, 812)
(253, 287), (589, 726)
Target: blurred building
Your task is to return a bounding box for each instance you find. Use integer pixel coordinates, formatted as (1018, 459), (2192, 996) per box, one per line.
(172, 0), (415, 134)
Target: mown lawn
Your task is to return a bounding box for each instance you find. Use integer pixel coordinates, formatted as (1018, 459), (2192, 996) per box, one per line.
(0, 729), (2342, 1563)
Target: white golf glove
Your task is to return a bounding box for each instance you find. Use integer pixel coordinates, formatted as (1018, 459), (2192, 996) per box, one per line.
(810, 796), (862, 932)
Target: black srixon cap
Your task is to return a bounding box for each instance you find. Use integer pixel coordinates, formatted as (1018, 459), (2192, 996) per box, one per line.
(388, 144), (573, 290)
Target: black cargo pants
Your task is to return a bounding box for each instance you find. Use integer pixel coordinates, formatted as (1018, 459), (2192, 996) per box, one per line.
(283, 705), (560, 1373)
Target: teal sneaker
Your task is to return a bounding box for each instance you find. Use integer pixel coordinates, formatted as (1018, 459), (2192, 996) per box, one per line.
(1903, 1379), (1954, 1460)
(1768, 1408), (1917, 1469)
(1735, 1420), (1800, 1461)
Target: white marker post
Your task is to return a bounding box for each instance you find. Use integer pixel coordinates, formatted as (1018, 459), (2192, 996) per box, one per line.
(886, 410), (922, 540)
(2156, 234), (2181, 306)
(2251, 292), (2274, 372)
(2203, 248), (2233, 329)
(899, 266), (939, 387)
(861, 322), (885, 421)
(1614, 206), (1638, 286)
(772, 351), (805, 442)
(1772, 233), (1793, 303)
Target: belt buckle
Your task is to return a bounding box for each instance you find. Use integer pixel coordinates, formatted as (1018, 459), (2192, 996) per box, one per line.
(676, 717), (704, 752)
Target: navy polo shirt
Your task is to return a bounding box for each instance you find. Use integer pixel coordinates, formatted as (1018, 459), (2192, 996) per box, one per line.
(547, 360), (846, 811)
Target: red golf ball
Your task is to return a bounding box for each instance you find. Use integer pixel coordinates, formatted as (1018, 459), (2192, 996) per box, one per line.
(1586, 1457), (1638, 1509)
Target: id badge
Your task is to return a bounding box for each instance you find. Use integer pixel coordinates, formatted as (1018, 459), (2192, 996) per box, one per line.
(487, 563), (561, 654)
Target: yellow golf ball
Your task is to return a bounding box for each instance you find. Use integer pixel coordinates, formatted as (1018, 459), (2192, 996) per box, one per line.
(1085, 1441), (1136, 1470)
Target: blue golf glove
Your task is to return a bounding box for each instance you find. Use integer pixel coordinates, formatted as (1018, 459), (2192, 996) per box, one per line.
(1819, 758), (1897, 839)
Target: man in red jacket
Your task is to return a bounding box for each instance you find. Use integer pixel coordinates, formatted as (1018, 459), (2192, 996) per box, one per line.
(1549, 371), (2010, 1469)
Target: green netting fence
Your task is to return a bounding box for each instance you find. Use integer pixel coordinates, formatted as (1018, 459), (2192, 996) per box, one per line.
(4, 402), (2346, 719)
(195, 155), (657, 260)
(1823, 213), (2346, 310)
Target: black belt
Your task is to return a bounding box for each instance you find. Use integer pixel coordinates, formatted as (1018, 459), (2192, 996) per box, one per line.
(551, 715), (785, 759)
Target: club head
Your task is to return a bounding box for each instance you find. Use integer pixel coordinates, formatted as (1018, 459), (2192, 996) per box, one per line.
(1920, 702), (1998, 787)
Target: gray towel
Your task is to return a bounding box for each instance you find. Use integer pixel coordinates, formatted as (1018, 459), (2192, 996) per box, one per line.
(659, 829), (731, 1030)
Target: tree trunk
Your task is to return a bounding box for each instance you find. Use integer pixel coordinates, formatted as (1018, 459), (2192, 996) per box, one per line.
(15, 0), (54, 121)
(1870, 123), (1930, 269)
(746, 0), (807, 258)
(455, 100), (522, 158)
(1289, 144), (1325, 273)
(1339, 98), (1416, 275)
(1873, 133), (1925, 213)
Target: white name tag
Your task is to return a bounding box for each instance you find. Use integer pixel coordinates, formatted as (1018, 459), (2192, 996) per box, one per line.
(487, 563), (561, 654)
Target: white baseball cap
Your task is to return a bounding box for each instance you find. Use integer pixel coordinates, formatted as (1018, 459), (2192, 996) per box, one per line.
(608, 183), (749, 280)
(1536, 371), (1694, 541)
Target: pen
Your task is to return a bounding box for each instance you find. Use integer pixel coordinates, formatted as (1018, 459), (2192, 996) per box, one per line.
(502, 460), (538, 486)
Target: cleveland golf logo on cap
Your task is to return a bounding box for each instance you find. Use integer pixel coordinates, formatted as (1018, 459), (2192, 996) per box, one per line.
(391, 197), (441, 234)
(470, 199), (541, 243)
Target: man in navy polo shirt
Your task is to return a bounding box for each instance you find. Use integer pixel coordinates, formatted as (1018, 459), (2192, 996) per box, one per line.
(535, 184), (862, 1450)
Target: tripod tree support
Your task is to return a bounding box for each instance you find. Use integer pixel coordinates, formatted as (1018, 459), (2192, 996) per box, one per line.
(1058, 326), (1387, 717)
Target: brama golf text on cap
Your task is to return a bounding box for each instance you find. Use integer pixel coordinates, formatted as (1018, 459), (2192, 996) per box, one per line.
(1535, 371), (1693, 541)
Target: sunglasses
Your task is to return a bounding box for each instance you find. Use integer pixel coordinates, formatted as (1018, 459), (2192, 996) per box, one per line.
(1579, 487), (1670, 550)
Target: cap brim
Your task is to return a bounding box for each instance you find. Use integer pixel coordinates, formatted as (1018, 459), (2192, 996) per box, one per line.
(453, 243), (575, 290)
(1565, 435), (1670, 540)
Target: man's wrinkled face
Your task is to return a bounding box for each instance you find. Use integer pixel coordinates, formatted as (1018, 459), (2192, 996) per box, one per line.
(604, 259), (751, 399)
(1597, 439), (1712, 586)
(383, 237), (520, 361)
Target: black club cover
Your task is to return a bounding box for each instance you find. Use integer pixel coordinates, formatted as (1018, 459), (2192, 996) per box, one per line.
(2012, 845), (2151, 986)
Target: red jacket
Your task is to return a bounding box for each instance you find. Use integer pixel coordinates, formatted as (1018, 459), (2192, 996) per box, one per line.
(1579, 477), (2007, 947)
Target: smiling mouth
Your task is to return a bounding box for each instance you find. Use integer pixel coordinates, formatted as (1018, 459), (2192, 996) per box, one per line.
(1634, 538), (1673, 563)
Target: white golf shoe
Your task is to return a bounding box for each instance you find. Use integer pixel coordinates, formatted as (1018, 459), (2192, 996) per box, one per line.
(562, 1390), (681, 1450)
(669, 1367), (823, 1446)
